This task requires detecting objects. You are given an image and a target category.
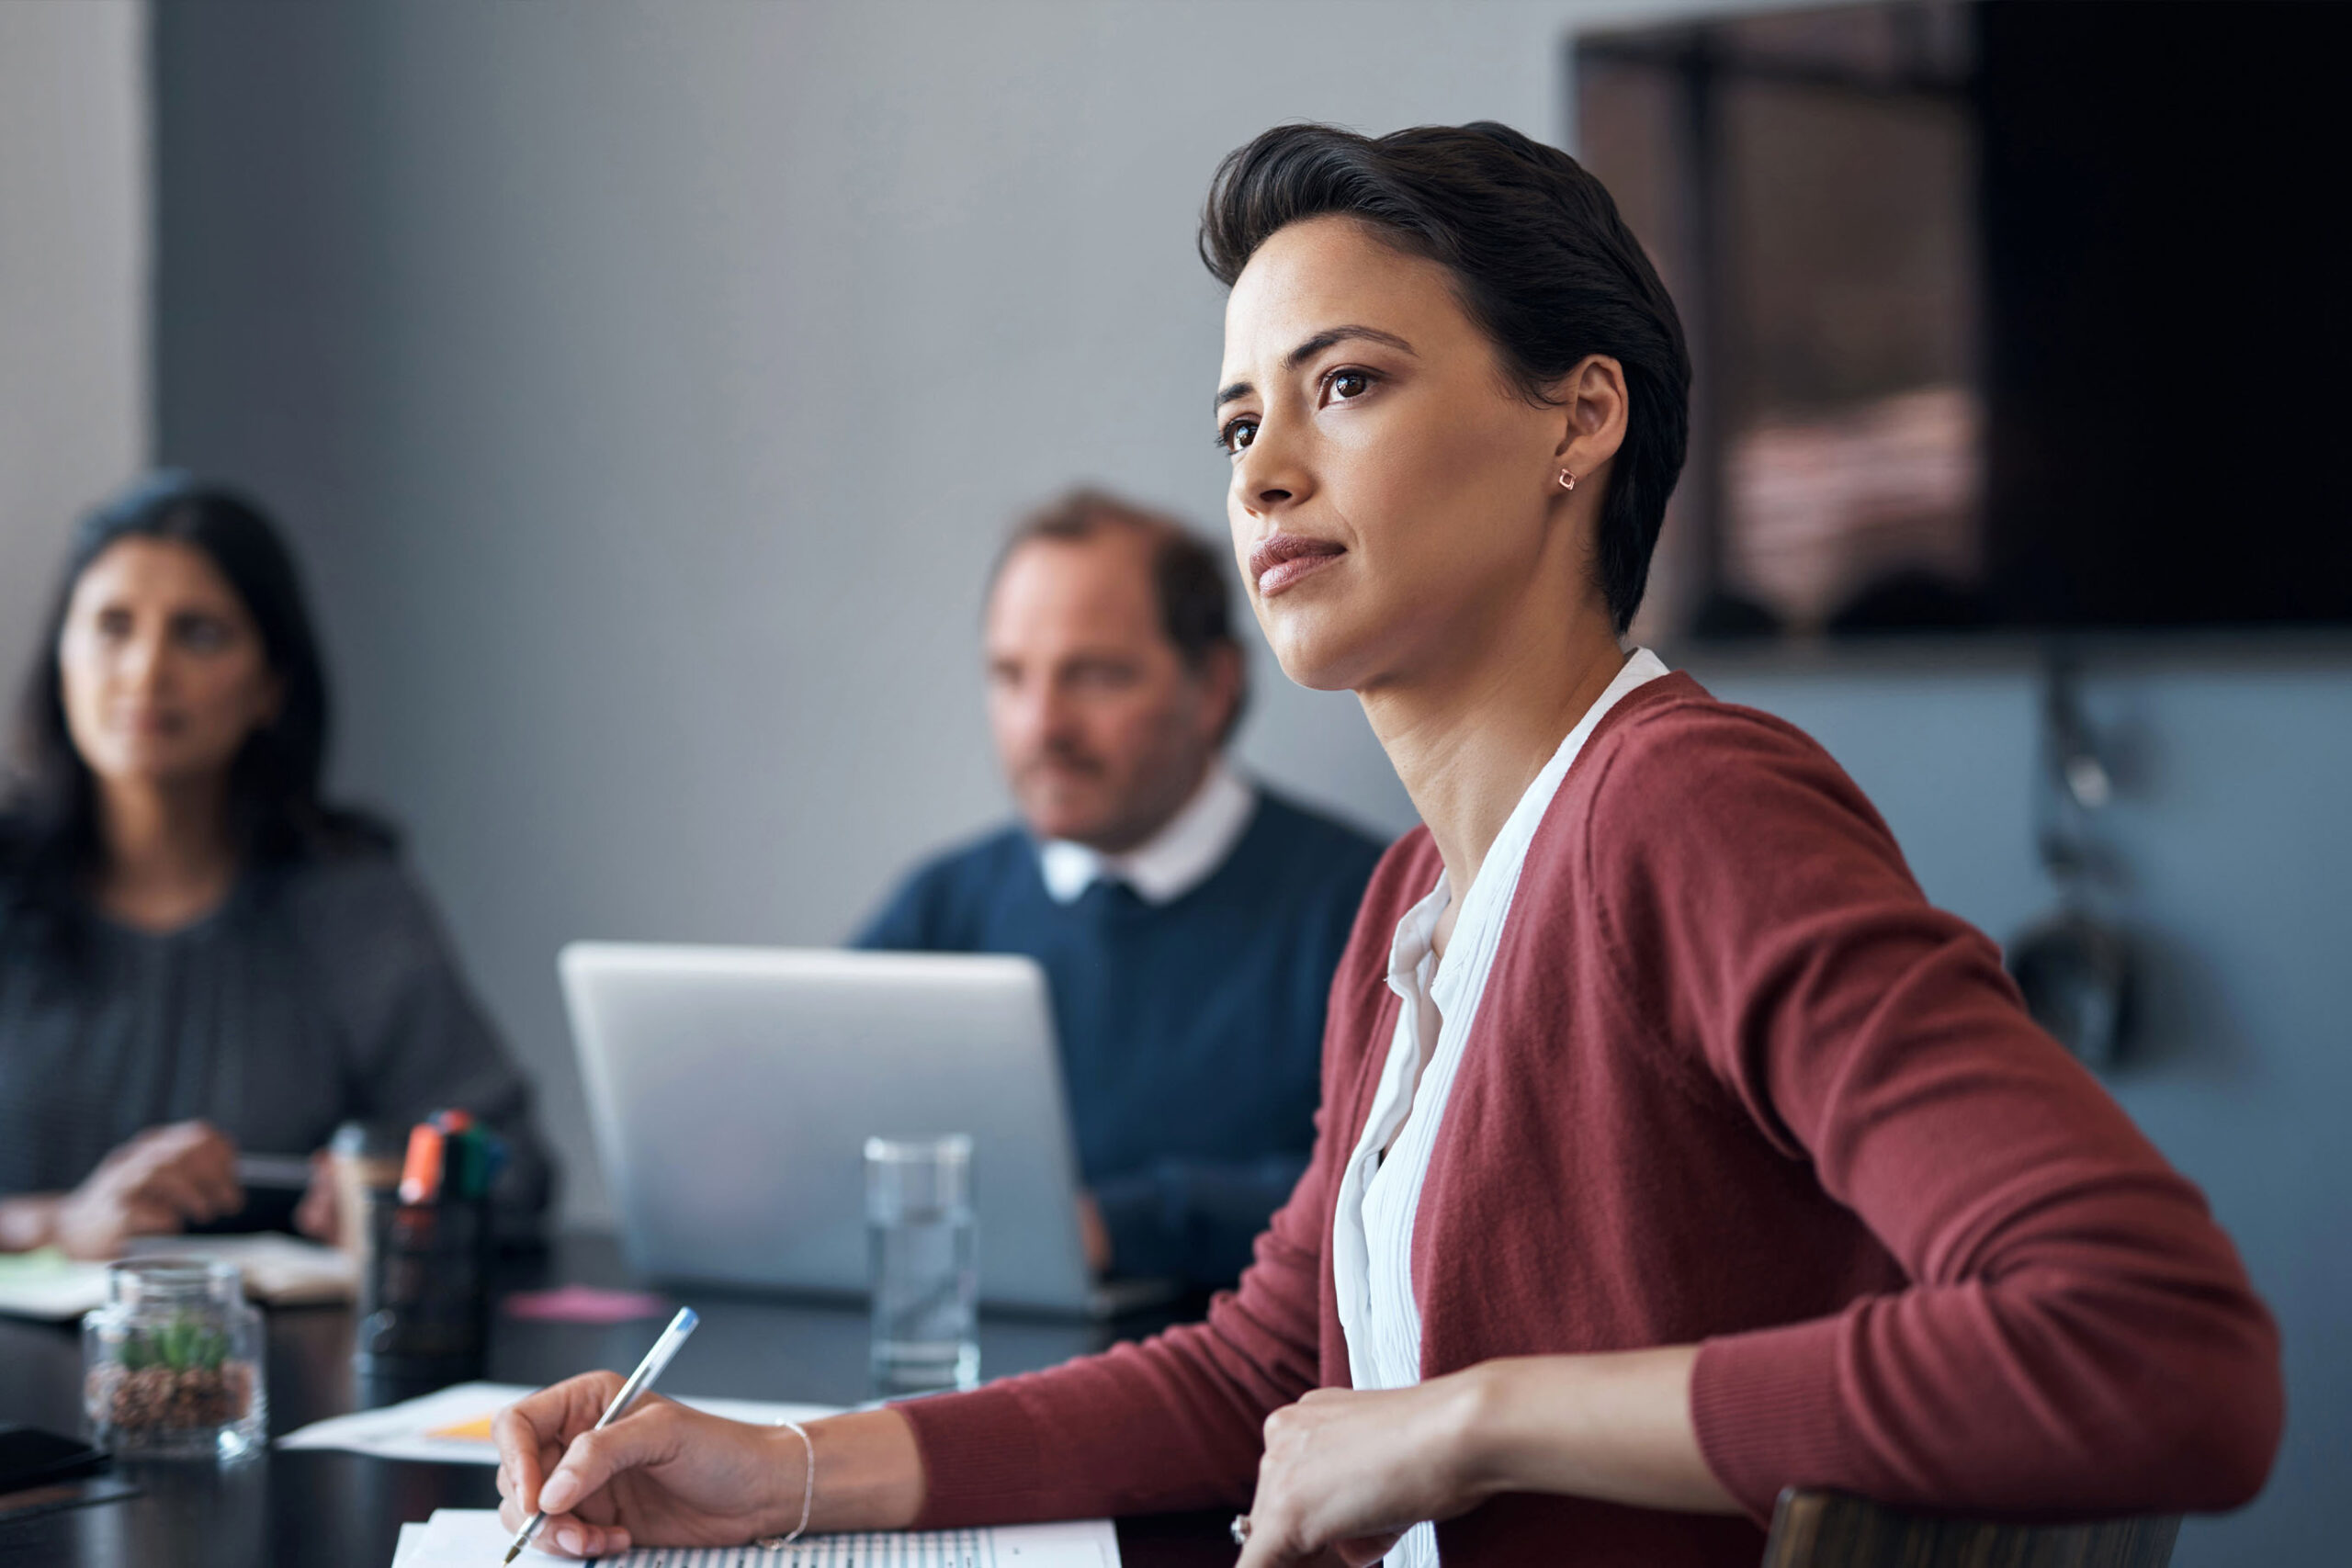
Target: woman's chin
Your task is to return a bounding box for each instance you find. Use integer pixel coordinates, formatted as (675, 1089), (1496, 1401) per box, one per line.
(1265, 623), (1375, 695)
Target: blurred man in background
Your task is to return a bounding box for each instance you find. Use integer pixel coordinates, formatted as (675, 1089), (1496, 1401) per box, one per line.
(857, 490), (1384, 1290)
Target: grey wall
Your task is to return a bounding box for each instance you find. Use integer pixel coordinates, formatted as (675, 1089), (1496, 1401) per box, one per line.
(0, 0), (148, 705)
(151, 0), (1606, 1218)
(150, 2), (2343, 1561)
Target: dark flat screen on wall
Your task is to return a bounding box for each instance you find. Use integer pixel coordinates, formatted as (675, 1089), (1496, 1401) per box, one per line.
(1577, 0), (2352, 642)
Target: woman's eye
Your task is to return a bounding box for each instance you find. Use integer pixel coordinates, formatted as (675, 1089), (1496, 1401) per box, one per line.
(1330, 370), (1371, 400)
(1217, 417), (1258, 455)
(175, 617), (231, 653)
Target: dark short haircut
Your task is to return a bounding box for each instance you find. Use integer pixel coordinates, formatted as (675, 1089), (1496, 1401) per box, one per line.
(992, 489), (1249, 743)
(3, 472), (391, 940)
(1198, 121), (1691, 635)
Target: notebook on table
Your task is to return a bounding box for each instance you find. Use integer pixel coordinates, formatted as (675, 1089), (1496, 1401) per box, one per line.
(0, 1234), (356, 1320)
(390, 1507), (1121, 1566)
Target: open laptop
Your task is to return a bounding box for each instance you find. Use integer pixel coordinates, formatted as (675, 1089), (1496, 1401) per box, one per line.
(560, 942), (1170, 1318)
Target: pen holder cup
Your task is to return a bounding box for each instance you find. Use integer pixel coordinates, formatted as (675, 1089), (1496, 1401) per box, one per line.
(355, 1186), (493, 1383)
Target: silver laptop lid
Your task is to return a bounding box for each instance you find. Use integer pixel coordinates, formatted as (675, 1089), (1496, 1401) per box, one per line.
(560, 942), (1096, 1314)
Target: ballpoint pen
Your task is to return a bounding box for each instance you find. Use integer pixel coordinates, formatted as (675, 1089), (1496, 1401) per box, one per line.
(502, 1305), (700, 1563)
(232, 1152), (318, 1190)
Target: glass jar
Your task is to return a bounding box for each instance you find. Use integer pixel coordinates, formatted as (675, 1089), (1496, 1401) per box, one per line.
(83, 1258), (266, 1461)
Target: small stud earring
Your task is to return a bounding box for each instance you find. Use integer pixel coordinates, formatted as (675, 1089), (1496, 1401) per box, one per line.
(1556, 470), (1577, 492)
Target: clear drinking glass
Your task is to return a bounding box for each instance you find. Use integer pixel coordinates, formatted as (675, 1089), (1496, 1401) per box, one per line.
(83, 1258), (266, 1461)
(865, 1134), (978, 1397)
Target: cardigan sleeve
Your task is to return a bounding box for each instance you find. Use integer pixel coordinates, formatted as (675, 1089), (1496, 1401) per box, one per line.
(899, 1098), (1338, 1525)
(1586, 703), (2283, 1522)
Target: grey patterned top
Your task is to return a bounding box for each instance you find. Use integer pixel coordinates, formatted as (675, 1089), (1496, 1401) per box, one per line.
(0, 852), (548, 1218)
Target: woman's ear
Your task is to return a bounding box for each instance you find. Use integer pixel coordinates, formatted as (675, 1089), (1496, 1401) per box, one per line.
(1550, 354), (1631, 477)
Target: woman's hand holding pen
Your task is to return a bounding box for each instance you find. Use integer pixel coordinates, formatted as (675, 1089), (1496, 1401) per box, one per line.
(492, 1373), (930, 1558)
(492, 1374), (805, 1558)
(51, 1120), (243, 1259)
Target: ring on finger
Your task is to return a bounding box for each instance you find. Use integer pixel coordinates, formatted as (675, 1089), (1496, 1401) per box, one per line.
(1230, 1515), (1252, 1546)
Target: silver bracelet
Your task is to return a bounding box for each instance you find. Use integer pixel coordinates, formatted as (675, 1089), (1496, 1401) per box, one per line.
(753, 1417), (817, 1549)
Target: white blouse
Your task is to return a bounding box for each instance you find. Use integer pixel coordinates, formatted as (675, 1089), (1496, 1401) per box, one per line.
(1329, 649), (1670, 1567)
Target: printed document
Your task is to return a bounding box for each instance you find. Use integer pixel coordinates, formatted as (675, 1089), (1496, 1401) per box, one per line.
(281, 1382), (837, 1465)
(390, 1507), (1120, 1567)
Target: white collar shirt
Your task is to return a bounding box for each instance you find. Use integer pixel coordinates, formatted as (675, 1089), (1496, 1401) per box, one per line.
(1330, 649), (1670, 1568)
(1036, 760), (1257, 906)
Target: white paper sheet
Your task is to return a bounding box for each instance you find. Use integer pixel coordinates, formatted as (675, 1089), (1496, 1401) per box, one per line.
(396, 1508), (1119, 1568)
(279, 1382), (841, 1465)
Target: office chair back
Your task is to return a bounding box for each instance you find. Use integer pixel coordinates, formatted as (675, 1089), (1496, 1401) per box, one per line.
(1760, 1488), (2181, 1568)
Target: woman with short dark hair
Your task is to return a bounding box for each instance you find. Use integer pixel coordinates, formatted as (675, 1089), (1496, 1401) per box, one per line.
(0, 472), (548, 1257)
(491, 123), (2278, 1566)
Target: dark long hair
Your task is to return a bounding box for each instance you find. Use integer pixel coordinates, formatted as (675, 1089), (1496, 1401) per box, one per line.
(1199, 121), (1691, 635)
(0, 472), (392, 930)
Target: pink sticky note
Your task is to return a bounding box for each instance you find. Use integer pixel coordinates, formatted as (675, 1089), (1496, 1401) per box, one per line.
(503, 1284), (672, 1324)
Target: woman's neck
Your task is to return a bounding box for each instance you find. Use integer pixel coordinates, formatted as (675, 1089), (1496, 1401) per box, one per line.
(1362, 604), (1629, 953)
(90, 775), (240, 932)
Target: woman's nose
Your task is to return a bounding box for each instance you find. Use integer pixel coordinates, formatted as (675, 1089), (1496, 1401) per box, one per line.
(1234, 426), (1308, 516)
(115, 630), (169, 689)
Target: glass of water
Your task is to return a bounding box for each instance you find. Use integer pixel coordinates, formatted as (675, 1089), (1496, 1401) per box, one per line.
(865, 1134), (978, 1397)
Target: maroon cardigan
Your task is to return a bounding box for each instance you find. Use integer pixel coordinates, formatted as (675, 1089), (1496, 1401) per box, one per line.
(900, 674), (2282, 1563)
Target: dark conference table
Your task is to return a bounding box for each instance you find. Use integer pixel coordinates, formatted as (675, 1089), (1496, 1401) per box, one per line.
(0, 1236), (1234, 1568)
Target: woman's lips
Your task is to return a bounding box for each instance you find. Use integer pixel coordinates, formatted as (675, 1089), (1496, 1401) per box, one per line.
(110, 707), (184, 736)
(1250, 535), (1346, 598)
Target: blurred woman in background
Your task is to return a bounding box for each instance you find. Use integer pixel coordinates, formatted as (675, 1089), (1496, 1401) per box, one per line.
(0, 472), (548, 1258)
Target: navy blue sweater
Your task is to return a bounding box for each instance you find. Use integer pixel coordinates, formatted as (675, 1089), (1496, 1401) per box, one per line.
(854, 787), (1385, 1288)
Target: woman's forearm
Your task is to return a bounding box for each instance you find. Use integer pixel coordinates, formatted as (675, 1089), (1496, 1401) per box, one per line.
(0, 1193), (60, 1253)
(1236, 1346), (1741, 1562)
(1455, 1348), (1738, 1516)
(806, 1409), (927, 1532)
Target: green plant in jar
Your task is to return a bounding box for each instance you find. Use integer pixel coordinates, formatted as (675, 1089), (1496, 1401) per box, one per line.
(84, 1258), (266, 1460)
(116, 1314), (233, 1374)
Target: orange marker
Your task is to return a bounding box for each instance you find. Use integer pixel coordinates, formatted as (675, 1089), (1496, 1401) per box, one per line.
(398, 1122), (446, 1205)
